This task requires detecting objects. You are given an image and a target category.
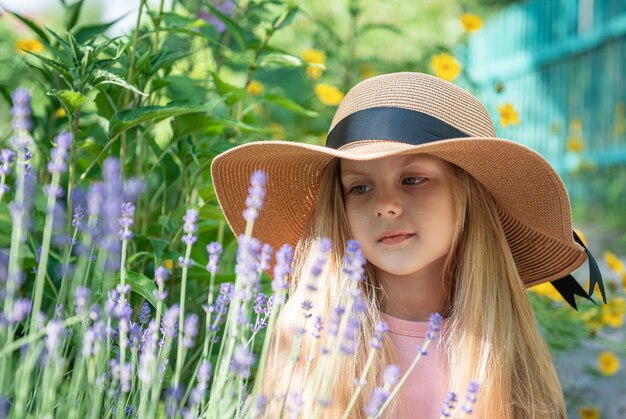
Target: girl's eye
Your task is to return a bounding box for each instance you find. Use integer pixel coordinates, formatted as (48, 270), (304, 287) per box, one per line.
(402, 176), (425, 185)
(350, 184), (372, 195)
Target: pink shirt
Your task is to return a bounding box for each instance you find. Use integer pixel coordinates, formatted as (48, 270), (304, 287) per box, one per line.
(381, 313), (449, 419)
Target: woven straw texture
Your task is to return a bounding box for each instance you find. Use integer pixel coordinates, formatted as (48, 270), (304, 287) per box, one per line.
(210, 72), (587, 287)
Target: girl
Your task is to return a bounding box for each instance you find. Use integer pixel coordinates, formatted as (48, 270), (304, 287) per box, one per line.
(211, 72), (605, 418)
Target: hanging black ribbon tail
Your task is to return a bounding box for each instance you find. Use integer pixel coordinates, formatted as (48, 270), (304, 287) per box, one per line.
(550, 274), (593, 310)
(549, 230), (607, 310)
(572, 230), (607, 304)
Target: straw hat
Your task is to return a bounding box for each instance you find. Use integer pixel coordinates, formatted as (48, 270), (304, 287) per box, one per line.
(211, 72), (605, 308)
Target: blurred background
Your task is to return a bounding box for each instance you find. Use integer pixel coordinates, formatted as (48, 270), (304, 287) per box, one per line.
(0, 0), (624, 417)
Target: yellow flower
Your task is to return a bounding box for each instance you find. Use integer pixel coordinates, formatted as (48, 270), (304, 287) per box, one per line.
(573, 228), (588, 247)
(604, 251), (625, 274)
(602, 297), (626, 328)
(162, 259), (174, 269)
(566, 136), (585, 152)
(55, 108), (66, 118)
(360, 64), (376, 80)
(302, 49), (326, 80)
(578, 406), (600, 419)
(268, 123), (286, 140)
(246, 80), (264, 96)
(430, 52), (462, 82)
(314, 83), (344, 106)
(460, 13), (483, 32)
(622, 272), (626, 291)
(529, 282), (563, 302)
(15, 38), (44, 54)
(498, 103), (520, 127)
(598, 350), (620, 376)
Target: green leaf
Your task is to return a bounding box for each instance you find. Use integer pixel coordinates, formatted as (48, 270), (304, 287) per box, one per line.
(205, 3), (246, 51)
(358, 22), (402, 36)
(263, 93), (318, 117)
(74, 14), (128, 43)
(123, 271), (158, 308)
(92, 69), (147, 97)
(47, 89), (86, 114)
(171, 114), (267, 138)
(109, 104), (215, 137)
(258, 52), (303, 68)
(65, 0), (85, 31)
(211, 72), (246, 105)
(94, 89), (117, 120)
(24, 51), (73, 83)
(6, 10), (51, 45)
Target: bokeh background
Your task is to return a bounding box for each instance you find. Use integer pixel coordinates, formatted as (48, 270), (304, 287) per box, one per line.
(0, 0), (625, 417)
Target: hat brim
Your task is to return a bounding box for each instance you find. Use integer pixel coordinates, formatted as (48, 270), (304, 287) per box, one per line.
(210, 138), (587, 287)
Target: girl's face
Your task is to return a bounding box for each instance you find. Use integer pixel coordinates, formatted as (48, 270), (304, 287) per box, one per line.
(340, 154), (456, 281)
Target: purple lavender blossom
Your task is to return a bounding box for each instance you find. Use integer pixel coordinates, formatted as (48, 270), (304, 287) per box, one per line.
(231, 344), (255, 378)
(154, 266), (169, 288)
(72, 204), (85, 229)
(364, 387), (389, 417)
(197, 0), (236, 33)
(82, 326), (99, 357)
(101, 158), (123, 270)
(160, 304), (180, 340)
(182, 208), (199, 246)
(138, 320), (157, 383)
(311, 315), (323, 339)
(440, 391), (458, 417)
(0, 149), (15, 176)
(310, 237), (332, 281)
(118, 202), (135, 241)
(257, 243), (272, 272)
(253, 292), (267, 315)
(183, 313), (199, 348)
(342, 240), (366, 282)
(370, 321), (388, 350)
(328, 306), (345, 336)
(461, 381), (479, 414)
(47, 131), (73, 174)
(45, 319), (66, 353)
(121, 363), (132, 392)
(11, 87), (33, 133)
(105, 289), (120, 318)
(242, 170), (266, 222)
(235, 235), (262, 290)
(139, 302), (151, 324)
(209, 283), (234, 332)
(7, 297), (31, 324)
(74, 286), (90, 315)
(8, 170), (36, 240)
(383, 364), (400, 387)
(178, 256), (193, 268)
(427, 312), (443, 340)
(189, 360), (212, 405)
(206, 241), (223, 274)
(272, 244), (293, 301)
(123, 177), (145, 202)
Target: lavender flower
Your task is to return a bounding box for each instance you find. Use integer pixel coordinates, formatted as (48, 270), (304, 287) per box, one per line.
(0, 149), (15, 176)
(364, 387), (389, 417)
(328, 306), (345, 336)
(231, 345), (255, 378)
(342, 240), (366, 282)
(72, 204), (85, 229)
(189, 361), (212, 405)
(160, 304), (180, 340)
(11, 87), (33, 134)
(206, 241), (223, 274)
(101, 158), (123, 270)
(197, 0), (236, 32)
(138, 321), (157, 383)
(6, 297), (31, 324)
(139, 302), (151, 324)
(74, 286), (90, 315)
(427, 312), (443, 340)
(308, 238), (332, 290)
(272, 244), (293, 302)
(183, 313), (199, 348)
(209, 283), (234, 332)
(82, 326), (98, 357)
(461, 381), (479, 414)
(123, 177), (145, 202)
(118, 202), (135, 241)
(370, 321), (389, 350)
(257, 243), (273, 272)
(253, 292), (267, 315)
(47, 131), (73, 174)
(154, 266), (169, 288)
(311, 315), (323, 339)
(121, 363), (132, 392)
(242, 170), (266, 222)
(182, 208), (199, 246)
(440, 391), (458, 417)
(45, 319), (66, 353)
(382, 365), (400, 387)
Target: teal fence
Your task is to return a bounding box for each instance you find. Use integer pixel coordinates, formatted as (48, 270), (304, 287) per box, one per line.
(466, 0), (626, 217)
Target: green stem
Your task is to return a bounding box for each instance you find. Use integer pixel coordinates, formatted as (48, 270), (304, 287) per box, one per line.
(174, 242), (193, 387)
(341, 349), (376, 419)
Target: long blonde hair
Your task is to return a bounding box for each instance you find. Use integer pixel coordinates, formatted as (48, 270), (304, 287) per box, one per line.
(263, 155), (565, 418)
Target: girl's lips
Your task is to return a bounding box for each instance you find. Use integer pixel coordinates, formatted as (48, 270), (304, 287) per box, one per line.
(379, 234), (415, 245)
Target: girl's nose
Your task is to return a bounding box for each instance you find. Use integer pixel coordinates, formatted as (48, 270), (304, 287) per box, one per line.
(375, 190), (402, 217)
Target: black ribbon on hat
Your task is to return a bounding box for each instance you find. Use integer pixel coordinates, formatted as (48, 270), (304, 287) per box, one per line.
(550, 231), (607, 310)
(325, 106), (470, 149)
(325, 106), (607, 311)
